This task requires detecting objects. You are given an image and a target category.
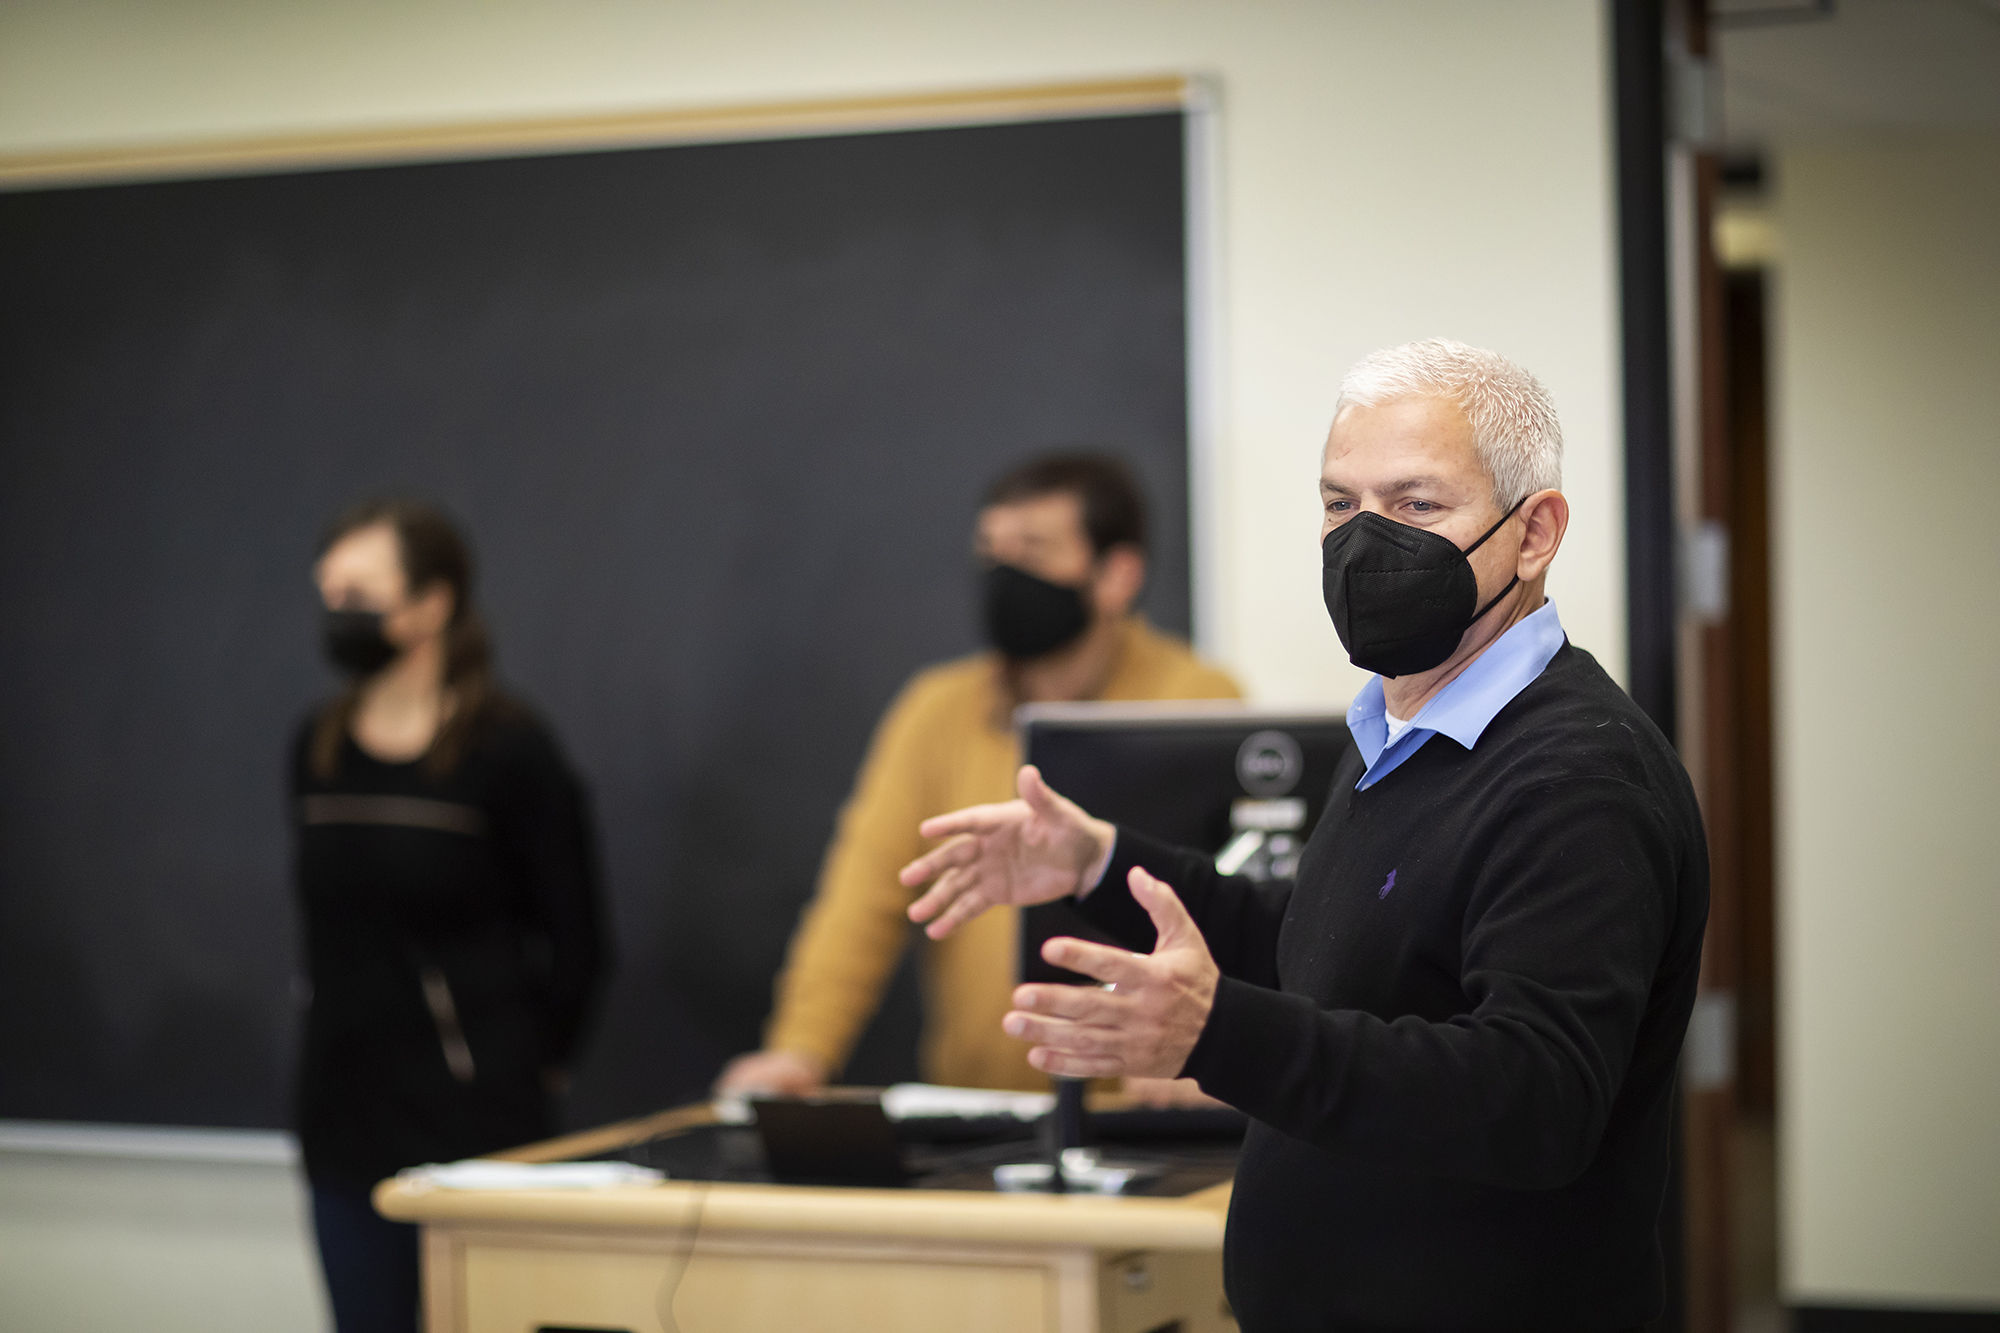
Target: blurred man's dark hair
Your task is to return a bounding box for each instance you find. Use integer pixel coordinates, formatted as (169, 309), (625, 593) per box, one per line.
(981, 453), (1148, 556)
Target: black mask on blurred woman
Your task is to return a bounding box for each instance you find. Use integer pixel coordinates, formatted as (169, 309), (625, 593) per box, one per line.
(1320, 498), (1524, 678)
(980, 564), (1091, 660)
(321, 609), (399, 678)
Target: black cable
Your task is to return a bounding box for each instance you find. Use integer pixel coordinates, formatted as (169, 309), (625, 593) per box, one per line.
(653, 1179), (712, 1333)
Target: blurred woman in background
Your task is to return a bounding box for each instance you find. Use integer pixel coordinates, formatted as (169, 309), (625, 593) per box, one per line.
(293, 499), (610, 1333)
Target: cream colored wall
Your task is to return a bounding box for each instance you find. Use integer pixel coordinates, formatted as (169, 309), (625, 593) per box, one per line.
(0, 0), (1626, 705)
(1772, 135), (2000, 1307)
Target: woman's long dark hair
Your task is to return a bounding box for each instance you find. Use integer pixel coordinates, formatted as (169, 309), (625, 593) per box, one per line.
(310, 498), (508, 779)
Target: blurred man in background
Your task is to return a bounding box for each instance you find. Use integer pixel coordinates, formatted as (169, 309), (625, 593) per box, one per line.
(717, 454), (1238, 1097)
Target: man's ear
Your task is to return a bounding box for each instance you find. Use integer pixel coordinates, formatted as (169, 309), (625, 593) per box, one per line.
(1091, 544), (1147, 619)
(1516, 491), (1570, 582)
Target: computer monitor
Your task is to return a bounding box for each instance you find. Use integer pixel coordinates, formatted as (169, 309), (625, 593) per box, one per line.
(1016, 702), (1352, 985)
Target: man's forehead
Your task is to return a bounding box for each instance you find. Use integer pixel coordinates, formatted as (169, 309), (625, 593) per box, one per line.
(1322, 396), (1483, 483)
(1320, 471), (1452, 495)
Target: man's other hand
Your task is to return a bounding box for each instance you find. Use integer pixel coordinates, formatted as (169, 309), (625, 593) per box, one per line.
(713, 1048), (827, 1097)
(1000, 867), (1219, 1080)
(901, 765), (1115, 940)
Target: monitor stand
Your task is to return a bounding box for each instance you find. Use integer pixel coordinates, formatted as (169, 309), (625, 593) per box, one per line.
(1045, 1078), (1088, 1192)
(993, 1079), (1168, 1194)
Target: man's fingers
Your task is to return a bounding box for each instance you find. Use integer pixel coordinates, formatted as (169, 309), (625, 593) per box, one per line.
(899, 835), (978, 890)
(1040, 936), (1151, 988)
(916, 800), (1026, 842)
(906, 864), (970, 924)
(1129, 866), (1202, 950)
(1012, 982), (1122, 1022)
(909, 862), (1004, 932)
(921, 881), (996, 939)
(1028, 1047), (1122, 1079)
(1017, 765), (1062, 817)
(1001, 1010), (1122, 1053)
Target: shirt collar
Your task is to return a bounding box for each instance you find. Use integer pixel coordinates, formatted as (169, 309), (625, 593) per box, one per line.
(1345, 598), (1566, 780)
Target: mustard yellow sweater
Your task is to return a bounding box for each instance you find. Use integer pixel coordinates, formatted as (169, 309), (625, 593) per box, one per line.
(764, 618), (1241, 1090)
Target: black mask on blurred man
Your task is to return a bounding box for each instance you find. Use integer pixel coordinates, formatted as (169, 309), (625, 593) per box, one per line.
(322, 609), (399, 678)
(1320, 499), (1524, 678)
(980, 564), (1090, 661)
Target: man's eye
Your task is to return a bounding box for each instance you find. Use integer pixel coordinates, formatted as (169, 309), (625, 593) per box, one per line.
(1407, 501), (1436, 513)
(1325, 499), (1352, 513)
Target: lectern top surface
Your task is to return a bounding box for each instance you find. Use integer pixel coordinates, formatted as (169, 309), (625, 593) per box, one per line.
(591, 1106), (1242, 1199)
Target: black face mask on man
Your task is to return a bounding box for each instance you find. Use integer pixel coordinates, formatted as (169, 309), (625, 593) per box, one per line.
(980, 563), (1091, 661)
(1321, 498), (1525, 678)
(321, 608), (399, 678)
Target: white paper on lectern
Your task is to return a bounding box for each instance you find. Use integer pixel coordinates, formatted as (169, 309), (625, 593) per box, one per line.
(880, 1083), (1054, 1121)
(398, 1159), (665, 1191)
(709, 1082), (1054, 1126)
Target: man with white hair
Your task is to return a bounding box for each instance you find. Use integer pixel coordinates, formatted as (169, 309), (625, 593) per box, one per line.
(899, 339), (1709, 1331)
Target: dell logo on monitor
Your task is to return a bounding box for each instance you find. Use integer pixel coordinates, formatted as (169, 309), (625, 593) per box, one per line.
(1236, 730), (1304, 798)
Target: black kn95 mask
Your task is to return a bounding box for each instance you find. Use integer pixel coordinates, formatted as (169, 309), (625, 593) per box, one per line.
(981, 563), (1090, 661)
(1321, 499), (1524, 678)
(321, 608), (399, 679)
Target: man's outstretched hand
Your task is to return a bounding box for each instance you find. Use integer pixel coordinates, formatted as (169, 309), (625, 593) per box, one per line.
(1002, 866), (1220, 1080)
(901, 765), (1116, 940)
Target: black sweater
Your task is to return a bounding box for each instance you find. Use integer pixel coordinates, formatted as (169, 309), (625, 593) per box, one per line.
(290, 705), (609, 1189)
(1079, 644), (1707, 1332)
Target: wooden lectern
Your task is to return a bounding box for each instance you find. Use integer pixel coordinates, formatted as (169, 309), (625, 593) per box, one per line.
(375, 1102), (1236, 1333)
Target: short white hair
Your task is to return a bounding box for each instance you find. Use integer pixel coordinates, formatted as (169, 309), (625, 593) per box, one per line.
(1332, 338), (1562, 510)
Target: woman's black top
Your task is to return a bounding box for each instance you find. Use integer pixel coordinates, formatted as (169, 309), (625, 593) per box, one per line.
(290, 704), (609, 1189)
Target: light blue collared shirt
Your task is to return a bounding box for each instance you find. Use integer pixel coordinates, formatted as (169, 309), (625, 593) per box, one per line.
(1344, 599), (1567, 791)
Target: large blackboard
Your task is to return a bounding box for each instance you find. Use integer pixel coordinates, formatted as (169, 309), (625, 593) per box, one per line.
(0, 113), (1189, 1131)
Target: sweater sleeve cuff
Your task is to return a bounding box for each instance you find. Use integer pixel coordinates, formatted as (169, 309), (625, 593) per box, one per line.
(1077, 830), (1118, 899)
(1093, 825), (1196, 893)
(1180, 974), (1336, 1120)
(1071, 826), (1187, 948)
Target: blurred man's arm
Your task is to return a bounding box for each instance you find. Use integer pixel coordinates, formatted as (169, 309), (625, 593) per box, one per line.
(714, 1047), (825, 1096)
(716, 679), (939, 1095)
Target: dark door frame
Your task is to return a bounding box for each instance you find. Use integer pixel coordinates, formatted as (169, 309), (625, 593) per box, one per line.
(1615, 0), (1678, 741)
